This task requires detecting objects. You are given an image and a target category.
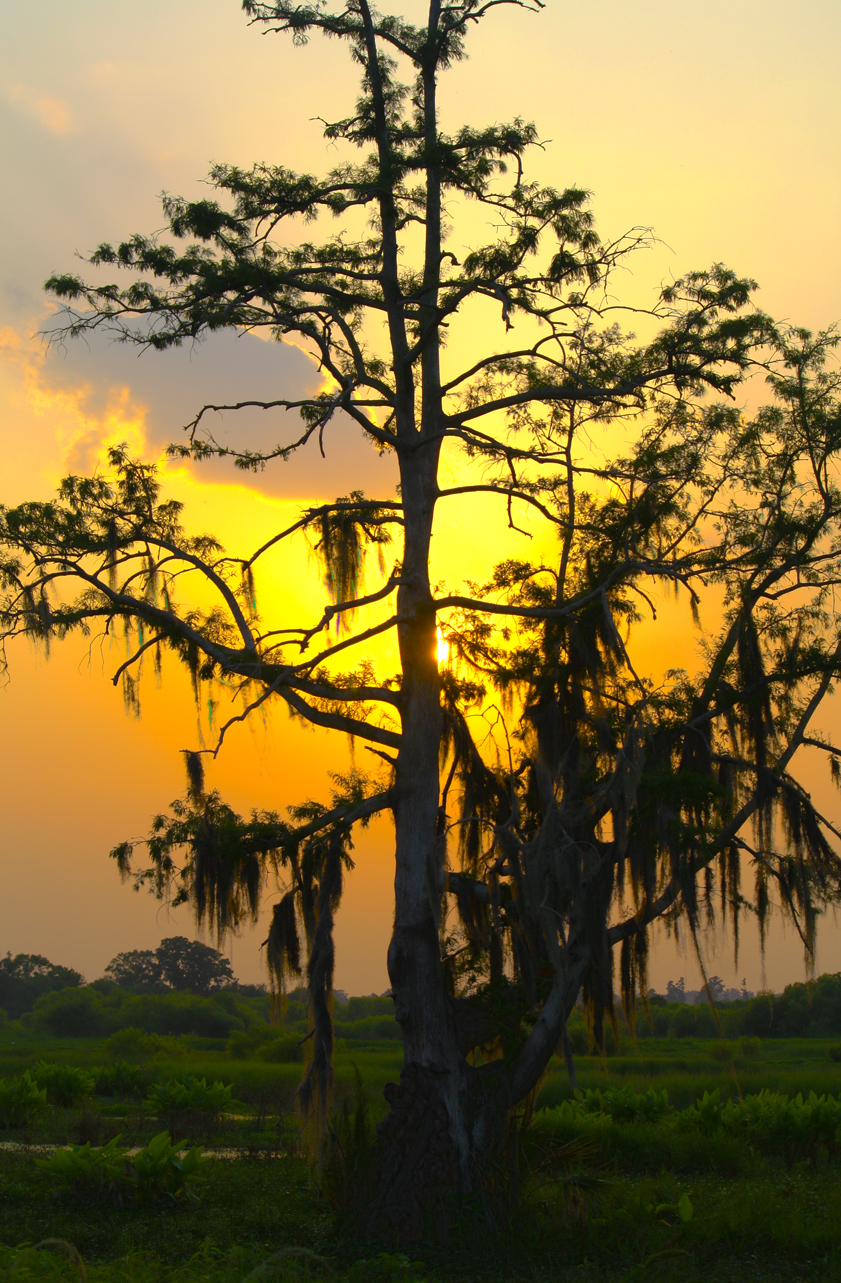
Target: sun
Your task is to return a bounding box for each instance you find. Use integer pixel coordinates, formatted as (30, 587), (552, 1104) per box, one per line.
(436, 626), (449, 666)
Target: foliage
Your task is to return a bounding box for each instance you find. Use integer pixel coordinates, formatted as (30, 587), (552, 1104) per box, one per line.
(31, 988), (108, 1037)
(259, 1035), (305, 1064)
(319, 1066), (375, 1214)
(225, 1024), (282, 1059)
(538, 1083), (841, 1162)
(104, 937), (234, 995)
(36, 1135), (129, 1194)
(5, 1041), (841, 1282)
(335, 1013), (401, 1042)
(92, 1060), (154, 1097)
(0, 1071), (47, 1128)
(106, 992), (245, 1039)
(102, 1028), (187, 1061)
(0, 953), (84, 1021)
(36, 1131), (208, 1205)
(129, 1130), (209, 1203)
(30, 986), (250, 1041)
(3, 0), (841, 1219)
(739, 972), (841, 1038)
(32, 1062), (95, 1108)
(575, 1085), (672, 1124)
(145, 1076), (233, 1118)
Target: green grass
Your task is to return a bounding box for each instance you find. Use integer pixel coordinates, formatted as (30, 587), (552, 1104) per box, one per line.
(3, 1033), (841, 1280)
(536, 1037), (841, 1111)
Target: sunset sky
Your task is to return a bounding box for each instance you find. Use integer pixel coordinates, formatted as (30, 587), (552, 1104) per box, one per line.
(2, 0), (840, 997)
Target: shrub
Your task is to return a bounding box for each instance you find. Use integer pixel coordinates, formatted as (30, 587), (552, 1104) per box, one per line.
(0, 954), (84, 1021)
(114, 992), (244, 1038)
(739, 1036), (762, 1059)
(32, 1061), (94, 1108)
(260, 1035), (304, 1064)
(103, 1027), (187, 1060)
(146, 1076), (233, 1117)
(36, 1130), (208, 1204)
(36, 1134), (129, 1195)
(575, 1086), (671, 1124)
(130, 1129), (209, 1202)
(31, 986), (105, 1036)
(708, 1041), (732, 1062)
(93, 1060), (154, 1097)
(0, 1071), (48, 1127)
(334, 1014), (402, 1041)
(828, 1044), (841, 1063)
(226, 1024), (278, 1059)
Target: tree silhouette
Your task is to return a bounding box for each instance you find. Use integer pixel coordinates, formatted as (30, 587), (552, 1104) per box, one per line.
(2, 0), (841, 1236)
(104, 936), (234, 994)
(0, 953), (84, 1020)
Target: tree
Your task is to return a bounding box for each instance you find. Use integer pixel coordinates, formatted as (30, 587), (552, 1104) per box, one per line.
(2, 0), (841, 1237)
(155, 935), (235, 993)
(104, 937), (234, 994)
(104, 949), (164, 992)
(0, 952), (84, 1020)
(666, 979), (686, 1004)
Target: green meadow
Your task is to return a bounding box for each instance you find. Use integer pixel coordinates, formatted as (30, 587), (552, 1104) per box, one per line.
(2, 1022), (841, 1283)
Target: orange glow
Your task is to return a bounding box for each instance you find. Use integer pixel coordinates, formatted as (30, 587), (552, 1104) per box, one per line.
(1, 0), (839, 996)
(436, 626), (449, 667)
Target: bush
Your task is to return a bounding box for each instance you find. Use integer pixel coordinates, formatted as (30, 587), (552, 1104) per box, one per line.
(93, 1060), (154, 1097)
(0, 1071), (48, 1127)
(146, 1076), (233, 1118)
(0, 953), (84, 1020)
(36, 1134), (129, 1195)
(114, 992), (244, 1038)
(36, 1130), (208, 1204)
(566, 1024), (589, 1056)
(739, 1035), (762, 1059)
(31, 986), (105, 1036)
(636, 1007), (670, 1038)
(130, 1129), (209, 1202)
(538, 1086), (841, 1162)
(708, 1041), (732, 1062)
(260, 1035), (304, 1064)
(335, 1013), (402, 1041)
(103, 1027), (187, 1061)
(32, 1061), (95, 1108)
(226, 1024), (278, 1059)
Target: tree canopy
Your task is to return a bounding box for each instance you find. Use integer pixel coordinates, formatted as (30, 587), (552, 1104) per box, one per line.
(0, 953), (84, 1020)
(2, 0), (841, 1235)
(104, 936), (235, 995)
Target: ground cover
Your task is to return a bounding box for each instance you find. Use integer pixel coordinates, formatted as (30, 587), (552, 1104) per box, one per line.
(2, 1035), (841, 1281)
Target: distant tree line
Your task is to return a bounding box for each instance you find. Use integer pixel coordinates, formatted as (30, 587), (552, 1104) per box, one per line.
(4, 943), (840, 1043)
(0, 941), (400, 1041)
(578, 972), (841, 1047)
(0, 936), (262, 1022)
(655, 976), (756, 1006)
(0, 953), (84, 1020)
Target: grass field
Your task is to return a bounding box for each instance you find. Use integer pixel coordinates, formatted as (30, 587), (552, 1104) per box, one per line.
(2, 1032), (841, 1282)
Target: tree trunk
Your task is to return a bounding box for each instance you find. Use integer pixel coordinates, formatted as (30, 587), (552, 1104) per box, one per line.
(368, 899), (592, 1240)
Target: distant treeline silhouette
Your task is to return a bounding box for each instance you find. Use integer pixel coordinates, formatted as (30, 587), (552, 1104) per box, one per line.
(3, 946), (840, 1042)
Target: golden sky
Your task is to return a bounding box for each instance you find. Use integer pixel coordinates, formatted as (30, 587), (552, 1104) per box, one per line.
(1, 0), (840, 995)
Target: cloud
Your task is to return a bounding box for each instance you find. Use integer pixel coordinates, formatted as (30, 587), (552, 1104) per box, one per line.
(7, 84), (76, 135)
(40, 327), (398, 500)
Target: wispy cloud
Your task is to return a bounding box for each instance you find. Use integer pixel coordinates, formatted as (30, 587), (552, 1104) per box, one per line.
(7, 83), (76, 135)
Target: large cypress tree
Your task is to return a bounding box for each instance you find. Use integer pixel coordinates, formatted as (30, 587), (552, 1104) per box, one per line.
(3, 0), (841, 1237)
